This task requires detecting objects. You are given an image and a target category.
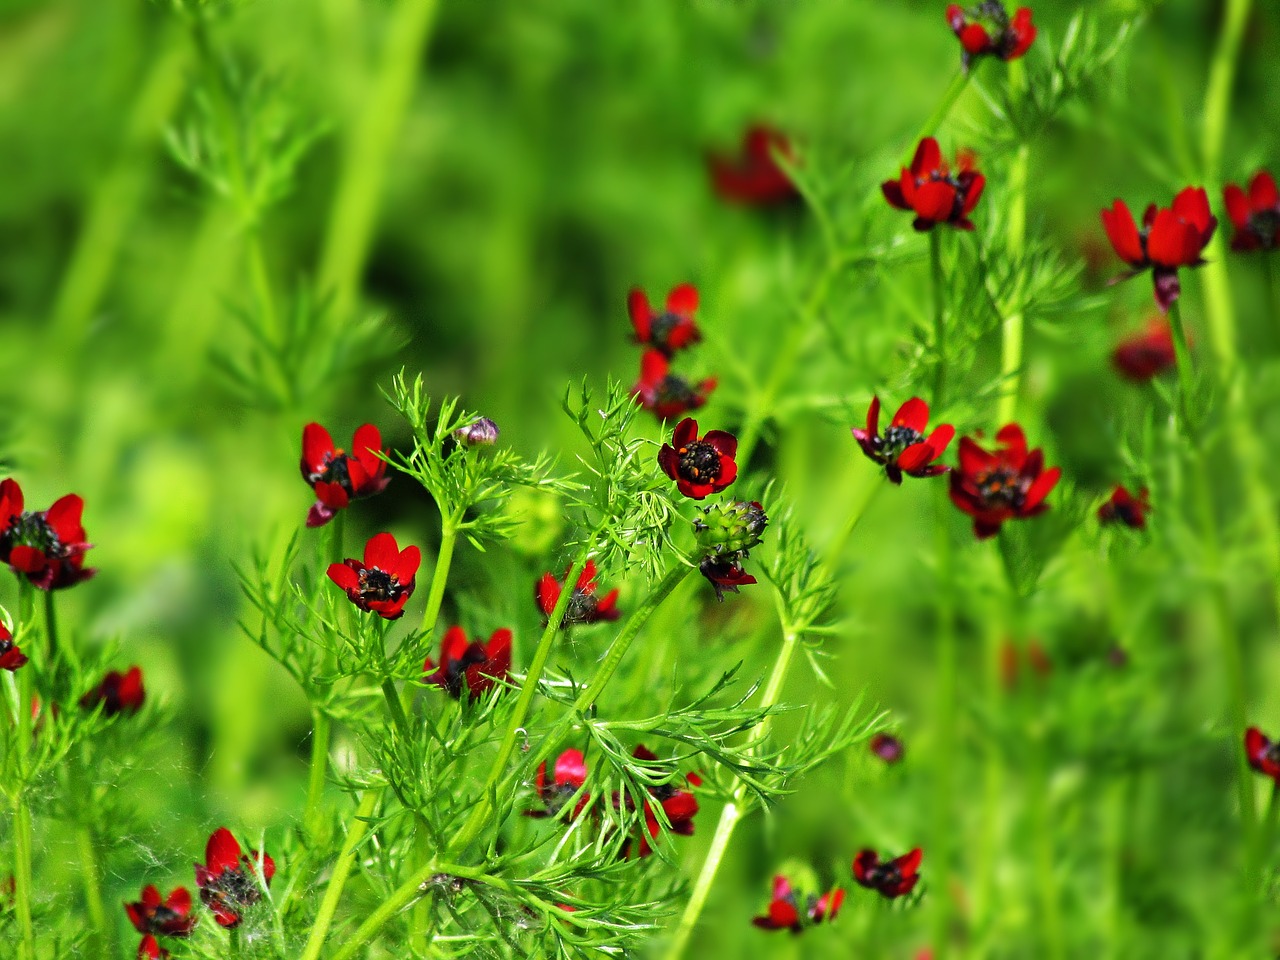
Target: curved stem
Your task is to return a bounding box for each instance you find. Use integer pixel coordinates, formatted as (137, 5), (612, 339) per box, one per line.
(930, 229), (947, 409)
(1202, 0), (1251, 183)
(298, 789), (380, 960)
(420, 516), (459, 637)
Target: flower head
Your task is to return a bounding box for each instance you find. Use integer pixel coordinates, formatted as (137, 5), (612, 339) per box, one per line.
(629, 284), (703, 357)
(194, 828), (275, 928)
(694, 499), (768, 555)
(1223, 171), (1280, 252)
(0, 621), (27, 672)
(125, 884), (196, 938)
(698, 554), (757, 601)
(453, 417), (500, 447)
(852, 847), (922, 899)
(870, 733), (905, 765)
(80, 666), (145, 716)
(708, 125), (801, 207)
(1112, 318), (1179, 381)
(526, 748), (589, 820)
(852, 396), (954, 484)
(1100, 188), (1217, 311)
(945, 3), (1036, 67)
(1245, 727), (1280, 782)
(882, 138), (985, 232)
(752, 875), (845, 933)
(327, 532), (421, 620)
(1098, 484), (1151, 530)
(424, 626), (512, 699)
(536, 560), (620, 628)
(299, 423), (391, 528)
(0, 480), (96, 591)
(624, 745), (701, 859)
(658, 418), (738, 500)
(948, 424), (1061, 539)
(632, 351), (716, 420)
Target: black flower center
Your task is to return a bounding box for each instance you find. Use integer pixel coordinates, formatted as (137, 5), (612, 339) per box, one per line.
(883, 425), (925, 457)
(1265, 743), (1280, 766)
(564, 588), (602, 626)
(677, 441), (722, 483)
(975, 467), (1026, 507)
(650, 312), (681, 345)
(866, 861), (903, 889)
(357, 567), (399, 600)
(976, 0), (1010, 29)
(1249, 210), (1279, 248)
(4, 512), (62, 557)
(315, 453), (354, 493)
(442, 644), (488, 695)
(656, 375), (700, 407)
(205, 866), (260, 909)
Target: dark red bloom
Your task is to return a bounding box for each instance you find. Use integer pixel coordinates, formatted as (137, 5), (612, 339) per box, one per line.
(658, 418), (738, 500)
(1100, 188), (1217, 311)
(299, 423), (391, 528)
(1223, 171), (1280, 252)
(536, 560), (620, 628)
(882, 138), (985, 232)
(699, 554), (756, 601)
(870, 733), (905, 765)
(1098, 484), (1151, 530)
(629, 284), (702, 357)
(0, 480), (96, 591)
(526, 748), (589, 820)
(423, 626), (512, 699)
(0, 621), (26, 672)
(632, 351), (716, 420)
(194, 827), (275, 929)
(852, 396), (954, 485)
(812, 887), (845, 923)
(1245, 727), (1280, 781)
(80, 666), (145, 716)
(949, 424), (1061, 539)
(137, 935), (169, 960)
(945, 3), (1036, 66)
(626, 745), (701, 859)
(708, 125), (801, 207)
(752, 875), (845, 933)
(1112, 318), (1179, 381)
(327, 532), (421, 620)
(125, 884), (196, 938)
(852, 847), (922, 899)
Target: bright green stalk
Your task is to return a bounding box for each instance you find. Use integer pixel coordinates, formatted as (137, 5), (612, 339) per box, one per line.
(930, 489), (957, 960)
(305, 510), (345, 841)
(1201, 0), (1251, 184)
(1165, 300), (1197, 433)
(420, 514), (460, 637)
(997, 67), (1029, 428)
(14, 790), (35, 960)
(298, 788), (380, 960)
(930, 229), (947, 410)
(75, 825), (111, 958)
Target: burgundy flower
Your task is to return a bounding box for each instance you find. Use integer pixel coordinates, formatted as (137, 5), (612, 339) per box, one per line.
(632, 351), (716, 420)
(536, 560), (620, 628)
(526, 748), (589, 820)
(1245, 727), (1280, 781)
(0, 480), (96, 591)
(125, 884), (196, 938)
(626, 745), (702, 859)
(752, 875), (845, 933)
(882, 138), (985, 232)
(852, 396), (955, 485)
(852, 847), (922, 899)
(948, 424), (1061, 539)
(945, 3), (1036, 67)
(1223, 171), (1280, 252)
(423, 626), (512, 699)
(658, 418), (738, 500)
(194, 828), (275, 929)
(299, 423), (391, 528)
(1098, 484), (1151, 530)
(708, 125), (801, 207)
(138, 935), (169, 960)
(1112, 318), (1178, 381)
(629, 284), (703, 357)
(699, 554), (756, 601)
(327, 532), (421, 620)
(870, 733), (905, 765)
(80, 666), (145, 716)
(1100, 188), (1217, 311)
(0, 621), (27, 672)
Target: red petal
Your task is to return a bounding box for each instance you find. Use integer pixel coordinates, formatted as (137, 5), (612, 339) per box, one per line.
(1246, 727), (1268, 764)
(440, 626), (470, 666)
(666, 283), (698, 316)
(351, 424), (384, 476)
(910, 138), (942, 178)
(891, 396), (929, 432)
(924, 423), (955, 456)
(961, 173), (985, 215)
(204, 828), (242, 874)
(1223, 184), (1251, 229)
(1171, 186), (1213, 233)
(577, 559), (598, 592)
(766, 900), (799, 929)
(638, 350), (668, 389)
(715, 456), (738, 488)
(0, 478), (23, 519)
(555, 748), (588, 788)
(392, 544), (421, 583)
(1251, 171), (1279, 210)
(1146, 208), (1196, 268)
(1023, 466), (1062, 511)
(703, 429), (738, 458)
(327, 562), (360, 592)
(960, 23), (990, 54)
(672, 417), (699, 448)
(9, 545), (47, 574)
(363, 532), (400, 570)
(1101, 201), (1145, 267)
(882, 179), (909, 210)
(167, 887), (192, 913)
(627, 288), (653, 340)
(897, 847), (923, 876)
(45, 494), (86, 541)
(485, 628), (513, 675)
(536, 573), (560, 616)
(302, 423), (335, 472)
(957, 436), (994, 475)
(657, 444), (680, 482)
(913, 180), (957, 224)
(896, 442), (934, 472)
(314, 481), (350, 510)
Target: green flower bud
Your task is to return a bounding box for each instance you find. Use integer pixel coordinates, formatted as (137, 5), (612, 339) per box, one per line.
(693, 500), (768, 555)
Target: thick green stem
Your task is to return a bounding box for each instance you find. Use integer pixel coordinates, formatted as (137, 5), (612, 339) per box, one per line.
(930, 229), (946, 410)
(298, 789), (380, 960)
(420, 516), (459, 636)
(76, 825), (110, 958)
(14, 792), (36, 960)
(997, 141), (1029, 426)
(43, 588), (58, 667)
(1201, 0), (1251, 184)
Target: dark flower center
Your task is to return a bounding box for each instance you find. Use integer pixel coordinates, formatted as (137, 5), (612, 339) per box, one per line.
(357, 567), (399, 600)
(204, 866), (260, 910)
(883, 425), (925, 457)
(1249, 210), (1279, 247)
(315, 453), (354, 493)
(442, 644), (488, 695)
(649, 312), (682, 345)
(564, 588), (602, 625)
(975, 467), (1026, 507)
(1265, 742), (1280, 766)
(677, 441), (722, 483)
(656, 375), (700, 407)
(3, 512), (63, 558)
(865, 861), (904, 889)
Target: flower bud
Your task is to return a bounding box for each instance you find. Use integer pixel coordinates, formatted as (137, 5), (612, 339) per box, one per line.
(693, 500), (767, 555)
(454, 417), (500, 447)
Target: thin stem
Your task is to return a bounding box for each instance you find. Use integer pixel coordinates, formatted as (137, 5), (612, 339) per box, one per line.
(330, 856), (439, 960)
(298, 789), (380, 960)
(930, 229), (946, 410)
(245, 236), (280, 347)
(822, 472), (884, 571)
(381, 678), (412, 740)
(996, 141), (1029, 426)
(304, 708), (332, 841)
(75, 825), (110, 958)
(420, 515), (459, 636)
(930, 486), (957, 960)
(1165, 300), (1197, 436)
(1201, 0), (1252, 184)
(907, 70), (972, 162)
(14, 792), (36, 960)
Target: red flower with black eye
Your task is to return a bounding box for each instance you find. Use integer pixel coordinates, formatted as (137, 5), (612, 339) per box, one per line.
(536, 560), (620, 628)
(945, 3), (1036, 67)
(423, 626), (512, 699)
(658, 418), (738, 500)
(629, 284), (702, 357)
(632, 351), (717, 421)
(1098, 484), (1151, 530)
(299, 423), (391, 528)
(194, 828), (275, 929)
(752, 875), (804, 933)
(80, 666), (145, 716)
(1245, 727), (1280, 781)
(708, 125), (801, 207)
(883, 138), (985, 232)
(699, 554), (756, 601)
(137, 935), (169, 960)
(0, 621), (27, 672)
(1223, 171), (1280, 252)
(1112, 318), (1179, 381)
(870, 733), (905, 765)
(1101, 188), (1217, 312)
(526, 748), (589, 820)
(0, 480), (96, 592)
(624, 745), (702, 859)
(852, 847), (922, 899)
(328, 532), (421, 620)
(852, 396), (955, 485)
(125, 884), (196, 938)
(949, 424), (1061, 539)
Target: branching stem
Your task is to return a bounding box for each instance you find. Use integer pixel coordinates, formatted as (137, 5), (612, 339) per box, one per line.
(298, 788), (380, 960)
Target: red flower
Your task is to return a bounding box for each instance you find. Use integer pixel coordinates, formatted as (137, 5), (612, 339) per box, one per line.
(658, 418), (738, 500)
(1245, 727), (1280, 781)
(0, 621), (27, 672)
(1100, 188), (1217, 311)
(125, 884), (196, 937)
(852, 396), (954, 485)
(299, 423), (391, 528)
(137, 935), (169, 960)
(752, 875), (845, 933)
(632, 351), (716, 420)
(327, 532), (421, 620)
(1223, 171), (1280, 252)
(626, 745), (701, 859)
(0, 480), (96, 591)
(870, 733), (905, 765)
(882, 138), (985, 232)
(708, 125), (801, 207)
(423, 626), (512, 699)
(1098, 484), (1151, 530)
(629, 284), (702, 357)
(945, 3), (1036, 66)
(194, 828), (275, 929)
(698, 554), (756, 601)
(948, 424), (1061, 539)
(526, 748), (589, 819)
(80, 666), (145, 716)
(1112, 318), (1179, 381)
(852, 847), (922, 899)
(536, 560), (620, 627)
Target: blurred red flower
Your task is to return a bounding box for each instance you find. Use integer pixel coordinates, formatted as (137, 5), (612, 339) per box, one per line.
(658, 417), (738, 500)
(299, 422), (390, 528)
(1112, 318), (1179, 381)
(328, 532), (421, 620)
(870, 732), (905, 764)
(1100, 187), (1216, 311)
(526, 748), (589, 820)
(708, 125), (801, 207)
(194, 828), (275, 928)
(945, 3), (1036, 66)
(882, 137), (985, 231)
(0, 621), (27, 672)
(1098, 484), (1151, 530)
(424, 626), (512, 699)
(852, 396), (954, 485)
(137, 935), (169, 960)
(632, 350), (716, 420)
(624, 745), (701, 859)
(1245, 727), (1280, 781)
(1223, 171), (1280, 252)
(80, 666), (145, 716)
(536, 560), (620, 627)
(852, 847), (922, 899)
(629, 284), (702, 357)
(125, 884), (196, 938)
(752, 874), (845, 933)
(949, 424), (1061, 539)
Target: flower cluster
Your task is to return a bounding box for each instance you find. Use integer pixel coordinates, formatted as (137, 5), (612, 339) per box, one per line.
(623, 745), (702, 859)
(1223, 170), (1279, 252)
(1112, 318), (1179, 381)
(630, 286), (717, 420)
(945, 2), (1036, 68)
(851, 847), (923, 899)
(752, 875), (844, 933)
(80, 666), (146, 716)
(1098, 484), (1151, 530)
(693, 498), (768, 600)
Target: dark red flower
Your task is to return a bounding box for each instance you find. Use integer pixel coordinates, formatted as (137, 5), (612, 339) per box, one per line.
(194, 828), (275, 929)
(870, 733), (905, 765)
(708, 125), (801, 207)
(80, 666), (145, 716)
(1245, 727), (1280, 781)
(536, 560), (620, 628)
(852, 847), (922, 899)
(945, 3), (1036, 66)
(699, 554), (756, 601)
(0, 480), (96, 591)
(138, 935), (169, 960)
(125, 884), (196, 938)
(629, 284), (702, 357)
(626, 745), (701, 859)
(423, 626), (512, 699)
(1100, 188), (1217, 311)
(852, 396), (954, 484)
(811, 887), (845, 923)
(1223, 171), (1280, 252)
(948, 424), (1061, 539)
(882, 138), (985, 232)
(526, 748), (589, 820)
(752, 875), (845, 933)
(0, 621), (27, 672)
(632, 351), (716, 420)
(1098, 484), (1151, 530)
(1112, 318), (1179, 381)
(299, 423), (391, 528)
(327, 532), (421, 620)
(658, 418), (738, 500)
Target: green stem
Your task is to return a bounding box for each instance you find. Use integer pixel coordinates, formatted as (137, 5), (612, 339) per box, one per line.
(1201, 0), (1251, 184)
(246, 235), (280, 347)
(14, 792), (36, 960)
(996, 141), (1029, 426)
(1032, 746), (1063, 960)
(822, 471), (883, 571)
(1264, 253), (1278, 325)
(298, 789), (380, 960)
(1165, 300), (1197, 435)
(381, 678), (412, 740)
(930, 486), (957, 960)
(420, 515), (459, 636)
(75, 825), (110, 958)
(304, 707), (332, 840)
(908, 70), (972, 162)
(930, 229), (946, 410)
(43, 588), (58, 667)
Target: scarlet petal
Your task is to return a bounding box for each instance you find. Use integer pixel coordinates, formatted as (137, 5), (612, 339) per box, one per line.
(204, 828), (242, 875)
(671, 418), (699, 449)
(351, 424), (384, 476)
(715, 456), (738, 488)
(1224, 184), (1251, 229)
(703, 429), (738, 459)
(440, 626), (470, 666)
(914, 180), (957, 224)
(1023, 466), (1062, 511)
(0, 478), (23, 519)
(961, 173), (985, 216)
(957, 437), (994, 475)
(666, 283), (699, 316)
(484, 628), (513, 677)
(881, 179), (909, 210)
(1101, 201), (1145, 267)
(554, 748), (588, 788)
(896, 442), (934, 473)
(1251, 171), (1279, 210)
(657, 445), (680, 482)
(911, 138), (942, 178)
(302, 423), (335, 472)
(8, 545), (46, 574)
(1146, 208), (1196, 269)
(314, 481), (350, 511)
(897, 847), (923, 876)
(959, 22), (991, 54)
(638, 350), (668, 389)
(363, 532), (400, 571)
(45, 494), (86, 541)
(891, 397), (929, 433)
(392, 544), (422, 583)
(765, 900), (800, 929)
(327, 562), (360, 592)
(536, 573), (561, 616)
(627, 288), (653, 340)
(925, 423), (955, 456)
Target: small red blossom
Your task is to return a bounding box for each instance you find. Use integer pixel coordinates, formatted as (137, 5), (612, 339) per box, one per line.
(852, 396), (954, 484)
(628, 284), (703, 357)
(852, 847), (922, 899)
(0, 621), (27, 672)
(1223, 171), (1280, 252)
(1100, 188), (1217, 311)
(0, 480), (96, 591)
(138, 935), (169, 960)
(699, 554), (756, 601)
(328, 532), (421, 620)
(870, 733), (905, 765)
(752, 875), (845, 933)
(194, 828), (275, 929)
(948, 424), (1061, 539)
(536, 560), (620, 628)
(658, 418), (738, 500)
(424, 626), (512, 699)
(708, 125), (801, 207)
(945, 3), (1036, 66)
(125, 884), (196, 938)
(1245, 727), (1280, 782)
(299, 423), (391, 528)
(80, 666), (145, 716)
(632, 350), (716, 420)
(1112, 318), (1179, 381)
(526, 748), (589, 820)
(625, 745), (701, 859)
(882, 138), (985, 232)
(1098, 484), (1151, 530)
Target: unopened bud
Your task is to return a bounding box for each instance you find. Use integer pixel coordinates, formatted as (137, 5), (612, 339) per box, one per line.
(454, 417), (500, 447)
